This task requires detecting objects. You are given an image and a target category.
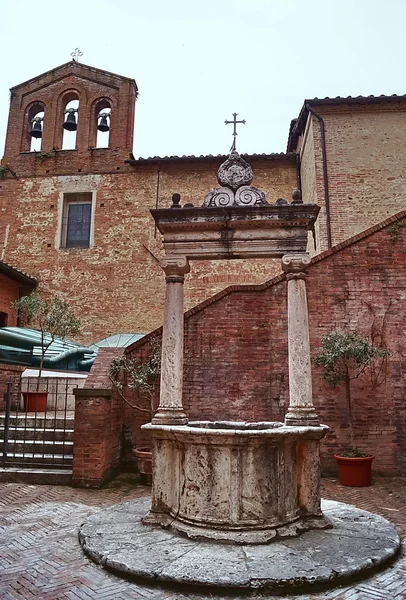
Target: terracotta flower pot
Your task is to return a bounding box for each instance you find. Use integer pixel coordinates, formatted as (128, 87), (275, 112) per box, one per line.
(133, 447), (152, 485)
(334, 454), (375, 487)
(22, 391), (47, 412)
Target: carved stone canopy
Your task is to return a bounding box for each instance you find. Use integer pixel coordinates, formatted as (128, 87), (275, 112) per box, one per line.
(151, 148), (319, 261)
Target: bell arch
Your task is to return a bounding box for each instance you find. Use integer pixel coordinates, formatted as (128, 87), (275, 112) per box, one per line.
(90, 97), (112, 149)
(54, 90), (81, 150)
(22, 102), (45, 152)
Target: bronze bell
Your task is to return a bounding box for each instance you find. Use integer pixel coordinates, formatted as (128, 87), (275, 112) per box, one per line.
(97, 114), (110, 132)
(29, 119), (42, 139)
(63, 109), (77, 132)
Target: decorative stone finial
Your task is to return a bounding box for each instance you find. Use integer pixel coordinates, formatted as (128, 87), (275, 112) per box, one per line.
(291, 188), (303, 205)
(171, 193), (181, 209)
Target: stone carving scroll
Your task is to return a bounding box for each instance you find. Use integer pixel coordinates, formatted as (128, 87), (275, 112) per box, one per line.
(235, 186), (266, 206)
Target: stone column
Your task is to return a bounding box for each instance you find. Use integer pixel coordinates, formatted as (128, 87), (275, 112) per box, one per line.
(152, 257), (190, 426)
(282, 253), (319, 426)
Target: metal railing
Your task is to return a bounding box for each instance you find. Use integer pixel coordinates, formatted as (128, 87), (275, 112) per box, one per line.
(1, 376), (77, 469)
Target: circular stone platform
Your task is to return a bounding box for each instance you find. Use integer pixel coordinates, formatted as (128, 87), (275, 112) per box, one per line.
(79, 498), (401, 593)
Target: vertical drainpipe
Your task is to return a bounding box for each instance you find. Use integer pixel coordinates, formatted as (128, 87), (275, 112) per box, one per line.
(304, 104), (332, 249)
(154, 169), (160, 237)
(295, 152), (302, 192)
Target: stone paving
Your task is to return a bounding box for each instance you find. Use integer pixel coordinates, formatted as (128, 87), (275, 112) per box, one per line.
(0, 474), (406, 600)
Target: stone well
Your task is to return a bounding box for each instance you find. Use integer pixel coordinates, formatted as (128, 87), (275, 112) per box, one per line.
(79, 148), (401, 592)
(143, 420), (330, 543)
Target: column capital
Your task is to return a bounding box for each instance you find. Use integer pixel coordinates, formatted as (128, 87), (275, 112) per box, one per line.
(282, 253), (311, 279)
(160, 256), (190, 281)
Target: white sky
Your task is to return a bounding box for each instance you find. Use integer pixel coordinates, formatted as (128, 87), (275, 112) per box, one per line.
(1, 0), (405, 159)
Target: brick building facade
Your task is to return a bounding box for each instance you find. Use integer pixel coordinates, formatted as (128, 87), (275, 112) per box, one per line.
(1, 61), (405, 343)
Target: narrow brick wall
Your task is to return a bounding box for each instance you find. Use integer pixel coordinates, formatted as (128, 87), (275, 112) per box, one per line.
(72, 347), (123, 487)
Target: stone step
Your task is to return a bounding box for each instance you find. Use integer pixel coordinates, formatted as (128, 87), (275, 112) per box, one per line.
(0, 466), (72, 485)
(0, 416), (74, 429)
(2, 452), (73, 466)
(1, 427), (74, 442)
(0, 439), (73, 454)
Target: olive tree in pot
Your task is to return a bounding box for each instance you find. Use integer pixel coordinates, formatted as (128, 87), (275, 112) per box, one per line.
(313, 331), (390, 487)
(12, 292), (81, 412)
(109, 337), (161, 484)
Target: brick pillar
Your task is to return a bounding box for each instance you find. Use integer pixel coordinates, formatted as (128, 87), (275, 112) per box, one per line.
(72, 388), (122, 488)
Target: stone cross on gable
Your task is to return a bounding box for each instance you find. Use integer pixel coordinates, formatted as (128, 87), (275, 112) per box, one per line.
(71, 48), (83, 62)
(225, 113), (246, 151)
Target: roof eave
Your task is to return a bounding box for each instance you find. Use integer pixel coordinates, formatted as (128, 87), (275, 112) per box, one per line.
(125, 152), (297, 167)
(10, 61), (137, 92)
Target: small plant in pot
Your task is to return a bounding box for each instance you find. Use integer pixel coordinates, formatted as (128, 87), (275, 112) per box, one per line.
(313, 330), (390, 487)
(12, 292), (81, 412)
(109, 337), (161, 484)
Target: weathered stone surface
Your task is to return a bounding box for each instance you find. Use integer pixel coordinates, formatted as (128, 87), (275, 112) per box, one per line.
(79, 498), (401, 592)
(282, 252), (319, 427)
(217, 151), (254, 191)
(143, 421), (329, 543)
(152, 257), (190, 426)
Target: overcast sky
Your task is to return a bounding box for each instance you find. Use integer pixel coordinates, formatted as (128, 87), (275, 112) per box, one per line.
(1, 0), (405, 159)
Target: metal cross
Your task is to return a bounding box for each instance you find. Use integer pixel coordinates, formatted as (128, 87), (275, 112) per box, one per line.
(225, 113), (246, 151)
(71, 48), (83, 62)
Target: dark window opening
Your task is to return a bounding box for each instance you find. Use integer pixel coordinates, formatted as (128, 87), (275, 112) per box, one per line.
(0, 312), (8, 327)
(61, 192), (92, 248)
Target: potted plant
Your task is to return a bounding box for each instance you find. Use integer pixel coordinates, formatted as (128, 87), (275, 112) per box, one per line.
(109, 337), (161, 484)
(313, 331), (390, 486)
(12, 292), (81, 412)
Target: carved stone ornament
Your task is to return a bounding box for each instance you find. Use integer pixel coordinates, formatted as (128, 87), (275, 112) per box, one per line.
(160, 256), (190, 279)
(203, 187), (234, 208)
(282, 253), (311, 275)
(217, 151), (253, 190)
(202, 151), (269, 208)
(235, 186), (266, 206)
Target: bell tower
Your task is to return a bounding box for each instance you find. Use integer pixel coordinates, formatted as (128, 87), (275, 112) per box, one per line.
(1, 60), (137, 176)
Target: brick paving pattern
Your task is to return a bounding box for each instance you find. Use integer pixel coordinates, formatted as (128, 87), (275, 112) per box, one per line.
(0, 475), (405, 600)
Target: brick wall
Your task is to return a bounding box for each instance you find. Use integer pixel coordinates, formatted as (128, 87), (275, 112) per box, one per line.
(298, 103), (406, 251)
(120, 211), (406, 475)
(0, 158), (296, 344)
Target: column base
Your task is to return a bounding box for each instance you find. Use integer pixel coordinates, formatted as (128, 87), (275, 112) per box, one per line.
(151, 408), (188, 426)
(285, 408), (320, 427)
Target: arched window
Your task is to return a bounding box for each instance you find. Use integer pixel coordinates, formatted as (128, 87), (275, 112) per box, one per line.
(95, 100), (111, 148)
(23, 103), (45, 152)
(62, 95), (79, 150)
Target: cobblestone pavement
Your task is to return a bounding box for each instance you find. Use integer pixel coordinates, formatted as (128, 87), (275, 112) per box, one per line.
(1, 475), (405, 600)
